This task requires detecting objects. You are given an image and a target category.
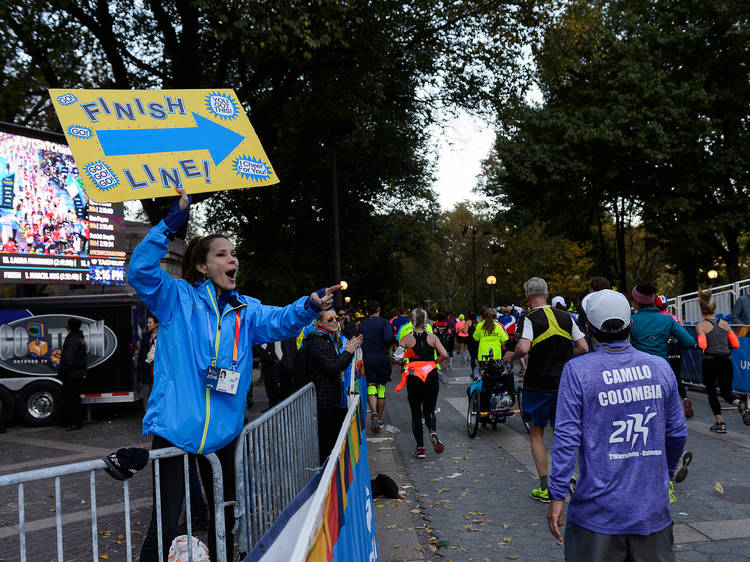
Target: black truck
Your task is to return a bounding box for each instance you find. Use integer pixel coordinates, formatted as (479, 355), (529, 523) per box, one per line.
(0, 293), (146, 426)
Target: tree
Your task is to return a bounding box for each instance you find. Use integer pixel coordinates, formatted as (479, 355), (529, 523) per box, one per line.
(0, 0), (553, 302)
(480, 0), (750, 291)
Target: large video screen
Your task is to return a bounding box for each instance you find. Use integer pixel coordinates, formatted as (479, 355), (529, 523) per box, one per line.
(0, 129), (126, 285)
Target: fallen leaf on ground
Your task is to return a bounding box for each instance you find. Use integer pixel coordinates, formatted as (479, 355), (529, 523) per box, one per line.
(507, 555), (520, 560)
(376, 505), (385, 509)
(410, 508), (422, 513)
(429, 477), (442, 482)
(503, 537), (512, 542)
(512, 469), (524, 473)
(386, 524), (396, 529)
(715, 481), (724, 495)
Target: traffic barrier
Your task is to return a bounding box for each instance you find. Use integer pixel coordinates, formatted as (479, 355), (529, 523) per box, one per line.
(679, 325), (750, 393)
(669, 279), (750, 324)
(244, 369), (378, 561)
(233, 382), (319, 553)
(0, 446), (227, 562)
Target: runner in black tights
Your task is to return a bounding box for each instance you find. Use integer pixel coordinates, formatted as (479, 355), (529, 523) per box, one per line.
(397, 308), (448, 458)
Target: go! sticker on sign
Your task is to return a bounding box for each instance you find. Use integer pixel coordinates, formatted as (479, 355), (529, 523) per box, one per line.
(48, 88), (278, 203)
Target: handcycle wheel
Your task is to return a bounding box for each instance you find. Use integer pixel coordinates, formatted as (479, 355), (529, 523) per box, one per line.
(517, 388), (531, 434)
(467, 389), (480, 438)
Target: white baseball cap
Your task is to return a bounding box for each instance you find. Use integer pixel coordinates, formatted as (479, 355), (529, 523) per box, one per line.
(551, 296), (566, 308)
(581, 289), (631, 332)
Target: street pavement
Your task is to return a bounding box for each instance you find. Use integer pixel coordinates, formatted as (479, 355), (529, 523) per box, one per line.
(2, 361), (750, 561)
(372, 359), (750, 561)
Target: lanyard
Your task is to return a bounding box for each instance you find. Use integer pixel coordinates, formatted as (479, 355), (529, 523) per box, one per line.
(206, 284), (242, 368)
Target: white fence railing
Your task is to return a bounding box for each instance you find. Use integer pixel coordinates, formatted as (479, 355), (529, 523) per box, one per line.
(668, 279), (750, 324)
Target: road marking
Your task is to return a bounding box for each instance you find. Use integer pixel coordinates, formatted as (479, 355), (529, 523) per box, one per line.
(366, 437), (394, 443)
(0, 497), (152, 539)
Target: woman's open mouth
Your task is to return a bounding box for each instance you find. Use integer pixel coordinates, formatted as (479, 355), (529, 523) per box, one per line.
(226, 269), (237, 282)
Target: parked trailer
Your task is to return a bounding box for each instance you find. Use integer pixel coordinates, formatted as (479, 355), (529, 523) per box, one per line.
(0, 293), (146, 426)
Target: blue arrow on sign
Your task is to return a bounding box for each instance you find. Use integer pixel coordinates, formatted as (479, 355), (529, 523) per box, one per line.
(96, 112), (245, 165)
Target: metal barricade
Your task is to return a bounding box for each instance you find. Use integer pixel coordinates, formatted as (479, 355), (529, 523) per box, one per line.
(0, 446), (227, 562)
(233, 382), (319, 552)
(670, 279), (750, 324)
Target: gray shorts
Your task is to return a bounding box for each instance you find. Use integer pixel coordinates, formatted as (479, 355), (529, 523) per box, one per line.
(564, 520), (674, 562)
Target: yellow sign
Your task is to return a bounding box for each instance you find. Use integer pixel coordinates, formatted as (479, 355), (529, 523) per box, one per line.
(49, 89), (278, 202)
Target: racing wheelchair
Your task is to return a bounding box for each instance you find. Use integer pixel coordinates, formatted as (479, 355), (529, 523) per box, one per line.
(466, 352), (529, 438)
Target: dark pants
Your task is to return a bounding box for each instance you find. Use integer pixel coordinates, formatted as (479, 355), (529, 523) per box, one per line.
(702, 357), (737, 415)
(140, 435), (237, 562)
(261, 362), (282, 407)
(469, 339), (479, 371)
(317, 405), (347, 465)
(564, 520), (674, 562)
(668, 357), (687, 400)
(60, 376), (83, 427)
(407, 372), (439, 448)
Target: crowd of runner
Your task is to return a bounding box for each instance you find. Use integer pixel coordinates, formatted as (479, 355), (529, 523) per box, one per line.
(127, 190), (749, 560)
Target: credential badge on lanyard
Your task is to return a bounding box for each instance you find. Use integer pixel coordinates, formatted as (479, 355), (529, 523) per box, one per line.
(205, 309), (242, 395)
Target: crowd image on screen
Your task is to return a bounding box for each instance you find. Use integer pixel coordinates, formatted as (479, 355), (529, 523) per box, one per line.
(0, 133), (89, 256)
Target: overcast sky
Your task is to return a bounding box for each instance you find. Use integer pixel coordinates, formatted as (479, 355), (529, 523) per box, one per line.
(430, 111), (495, 210)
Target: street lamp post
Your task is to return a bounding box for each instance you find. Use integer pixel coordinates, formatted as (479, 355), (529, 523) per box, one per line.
(462, 225), (491, 312)
(486, 275), (497, 308)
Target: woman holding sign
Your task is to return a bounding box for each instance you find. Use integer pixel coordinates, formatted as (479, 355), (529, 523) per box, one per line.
(130, 187), (338, 561)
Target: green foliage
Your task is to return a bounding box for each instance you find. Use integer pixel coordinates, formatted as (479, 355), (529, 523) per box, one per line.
(480, 0), (750, 291)
(0, 0), (551, 304)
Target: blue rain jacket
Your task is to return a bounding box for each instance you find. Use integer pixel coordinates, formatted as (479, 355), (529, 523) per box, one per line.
(129, 221), (317, 453)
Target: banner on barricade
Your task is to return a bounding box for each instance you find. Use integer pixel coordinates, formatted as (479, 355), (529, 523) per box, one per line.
(307, 385), (378, 561)
(49, 88), (278, 202)
(246, 376), (378, 562)
(679, 325), (750, 392)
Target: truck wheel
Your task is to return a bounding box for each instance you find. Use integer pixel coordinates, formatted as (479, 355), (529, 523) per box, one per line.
(0, 386), (14, 425)
(18, 382), (62, 427)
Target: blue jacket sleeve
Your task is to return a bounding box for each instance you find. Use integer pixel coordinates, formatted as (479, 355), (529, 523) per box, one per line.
(128, 221), (180, 325)
(549, 363), (583, 501)
(664, 373), (688, 476)
(248, 296), (319, 346)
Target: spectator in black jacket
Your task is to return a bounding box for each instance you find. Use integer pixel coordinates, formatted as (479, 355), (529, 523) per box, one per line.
(305, 310), (362, 464)
(58, 318), (87, 431)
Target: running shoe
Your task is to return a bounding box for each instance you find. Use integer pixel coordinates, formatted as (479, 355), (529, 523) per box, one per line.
(669, 481), (677, 504)
(738, 398), (750, 426)
(674, 450), (693, 483)
(377, 417), (385, 430)
(682, 398), (694, 419)
(414, 446), (426, 459)
(371, 415), (380, 434)
(429, 431), (444, 454)
(710, 422), (727, 433)
(529, 487), (550, 503)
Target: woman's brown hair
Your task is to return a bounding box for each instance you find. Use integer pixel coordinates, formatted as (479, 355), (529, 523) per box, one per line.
(698, 289), (716, 315)
(181, 234), (229, 285)
(480, 307), (496, 336)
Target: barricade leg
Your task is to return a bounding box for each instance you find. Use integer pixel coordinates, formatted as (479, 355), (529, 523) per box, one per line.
(198, 445), (233, 562)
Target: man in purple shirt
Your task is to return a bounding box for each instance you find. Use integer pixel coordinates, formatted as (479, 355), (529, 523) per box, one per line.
(547, 290), (687, 561)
